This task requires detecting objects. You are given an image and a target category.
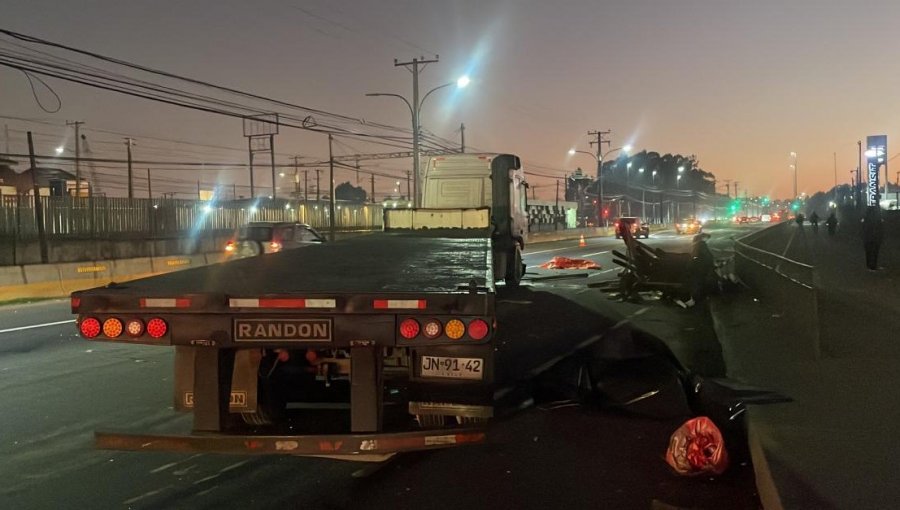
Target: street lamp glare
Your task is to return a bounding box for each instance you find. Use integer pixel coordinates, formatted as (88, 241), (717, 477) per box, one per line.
(639, 167), (644, 173)
(457, 75), (471, 88)
(55, 146), (64, 155)
(622, 145), (632, 153)
(568, 148), (576, 155)
(626, 162), (632, 168)
(678, 166), (685, 173)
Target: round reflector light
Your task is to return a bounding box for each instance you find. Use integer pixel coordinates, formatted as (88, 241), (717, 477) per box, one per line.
(399, 318), (420, 339)
(79, 317), (101, 339)
(125, 319), (144, 337)
(146, 318), (168, 339)
(422, 319), (442, 339)
(467, 319), (490, 340)
(102, 318), (123, 338)
(444, 319), (465, 340)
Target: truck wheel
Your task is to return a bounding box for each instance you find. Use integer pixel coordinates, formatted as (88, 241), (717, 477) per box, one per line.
(504, 247), (523, 287)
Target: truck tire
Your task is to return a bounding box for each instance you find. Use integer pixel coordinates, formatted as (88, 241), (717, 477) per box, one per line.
(504, 246), (523, 287)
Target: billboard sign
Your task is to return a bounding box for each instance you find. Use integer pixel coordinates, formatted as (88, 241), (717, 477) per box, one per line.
(866, 135), (887, 207)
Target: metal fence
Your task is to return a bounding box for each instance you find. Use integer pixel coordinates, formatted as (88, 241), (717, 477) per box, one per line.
(0, 195), (383, 240)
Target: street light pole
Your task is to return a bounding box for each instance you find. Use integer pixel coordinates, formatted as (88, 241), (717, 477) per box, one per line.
(569, 143), (631, 227)
(790, 152), (798, 199)
(368, 60), (469, 207)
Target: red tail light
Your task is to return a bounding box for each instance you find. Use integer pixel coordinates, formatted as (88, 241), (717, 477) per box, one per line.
(467, 319), (489, 340)
(71, 296), (81, 311)
(224, 241), (236, 252)
(399, 318), (420, 339)
(146, 318), (168, 338)
(269, 241), (282, 252)
(79, 317), (101, 339)
(125, 319), (144, 337)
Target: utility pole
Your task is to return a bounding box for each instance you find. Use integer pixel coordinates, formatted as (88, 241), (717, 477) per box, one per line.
(328, 134), (336, 242)
(27, 132), (49, 263)
(124, 137), (135, 199)
(460, 122), (465, 153)
(147, 168), (152, 199)
(733, 182), (740, 212)
(371, 173), (375, 203)
(293, 156), (301, 197)
(394, 56), (439, 207)
(857, 140), (863, 210)
(67, 121), (84, 196)
(269, 135), (276, 199)
(723, 179), (732, 198)
(355, 159), (360, 186)
(588, 129), (611, 227)
(315, 169), (321, 203)
(833, 152), (838, 204)
(555, 179), (559, 207)
(406, 170), (411, 200)
(248, 137), (255, 198)
(303, 169), (309, 203)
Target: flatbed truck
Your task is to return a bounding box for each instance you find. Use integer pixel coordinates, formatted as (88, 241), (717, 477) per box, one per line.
(72, 154), (529, 459)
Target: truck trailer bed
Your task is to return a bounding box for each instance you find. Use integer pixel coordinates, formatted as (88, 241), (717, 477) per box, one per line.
(95, 233), (494, 296)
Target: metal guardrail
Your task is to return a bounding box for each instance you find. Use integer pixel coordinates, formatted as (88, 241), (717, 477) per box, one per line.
(733, 222), (815, 289)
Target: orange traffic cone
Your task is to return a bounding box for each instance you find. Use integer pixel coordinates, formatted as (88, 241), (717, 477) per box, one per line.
(579, 234), (586, 247)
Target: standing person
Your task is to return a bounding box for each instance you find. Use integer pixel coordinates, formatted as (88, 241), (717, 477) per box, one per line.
(795, 213), (805, 228)
(862, 207), (884, 270)
(677, 233), (716, 308)
(809, 211), (820, 233)
(826, 211), (838, 236)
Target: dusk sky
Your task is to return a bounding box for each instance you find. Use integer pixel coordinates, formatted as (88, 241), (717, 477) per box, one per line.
(2, 0), (898, 200)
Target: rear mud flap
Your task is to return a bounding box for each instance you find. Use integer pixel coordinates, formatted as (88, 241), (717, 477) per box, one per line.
(174, 346), (260, 413)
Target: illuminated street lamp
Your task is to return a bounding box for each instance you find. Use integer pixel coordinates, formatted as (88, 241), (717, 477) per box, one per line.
(55, 146), (65, 155)
(367, 75), (471, 206)
(790, 152), (798, 199)
(568, 144), (632, 226)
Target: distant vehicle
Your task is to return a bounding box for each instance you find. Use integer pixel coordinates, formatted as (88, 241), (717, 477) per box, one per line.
(749, 216), (761, 223)
(224, 222), (325, 259)
(737, 216), (750, 224)
(761, 214), (772, 222)
(614, 216), (650, 239)
(675, 218), (702, 235)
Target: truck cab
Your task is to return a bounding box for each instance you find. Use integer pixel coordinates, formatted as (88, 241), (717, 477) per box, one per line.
(388, 153), (529, 285)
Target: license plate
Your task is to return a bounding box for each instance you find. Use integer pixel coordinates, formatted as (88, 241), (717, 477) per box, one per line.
(420, 356), (483, 380)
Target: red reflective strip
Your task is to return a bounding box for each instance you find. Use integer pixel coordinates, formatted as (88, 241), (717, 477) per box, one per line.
(373, 299), (427, 310)
(140, 298), (191, 308)
(258, 298), (307, 308)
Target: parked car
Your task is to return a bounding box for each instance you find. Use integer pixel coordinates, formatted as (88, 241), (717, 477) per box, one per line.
(614, 216), (650, 239)
(224, 222), (325, 259)
(675, 218), (703, 235)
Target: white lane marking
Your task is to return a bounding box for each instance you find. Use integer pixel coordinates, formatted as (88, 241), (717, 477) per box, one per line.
(219, 460), (251, 473)
(581, 250), (610, 257)
(150, 461), (180, 474)
(123, 486), (172, 505)
(601, 268), (617, 273)
(0, 319), (75, 334)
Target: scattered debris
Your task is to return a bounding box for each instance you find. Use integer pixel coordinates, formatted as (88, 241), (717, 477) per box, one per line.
(539, 256), (601, 270)
(665, 416), (729, 476)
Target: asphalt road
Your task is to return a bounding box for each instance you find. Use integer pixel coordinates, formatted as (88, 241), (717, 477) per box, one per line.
(0, 224), (761, 510)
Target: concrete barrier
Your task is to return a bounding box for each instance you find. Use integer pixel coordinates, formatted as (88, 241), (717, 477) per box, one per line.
(111, 257), (154, 281)
(152, 255), (194, 274)
(55, 261), (114, 294)
(0, 265), (25, 287)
